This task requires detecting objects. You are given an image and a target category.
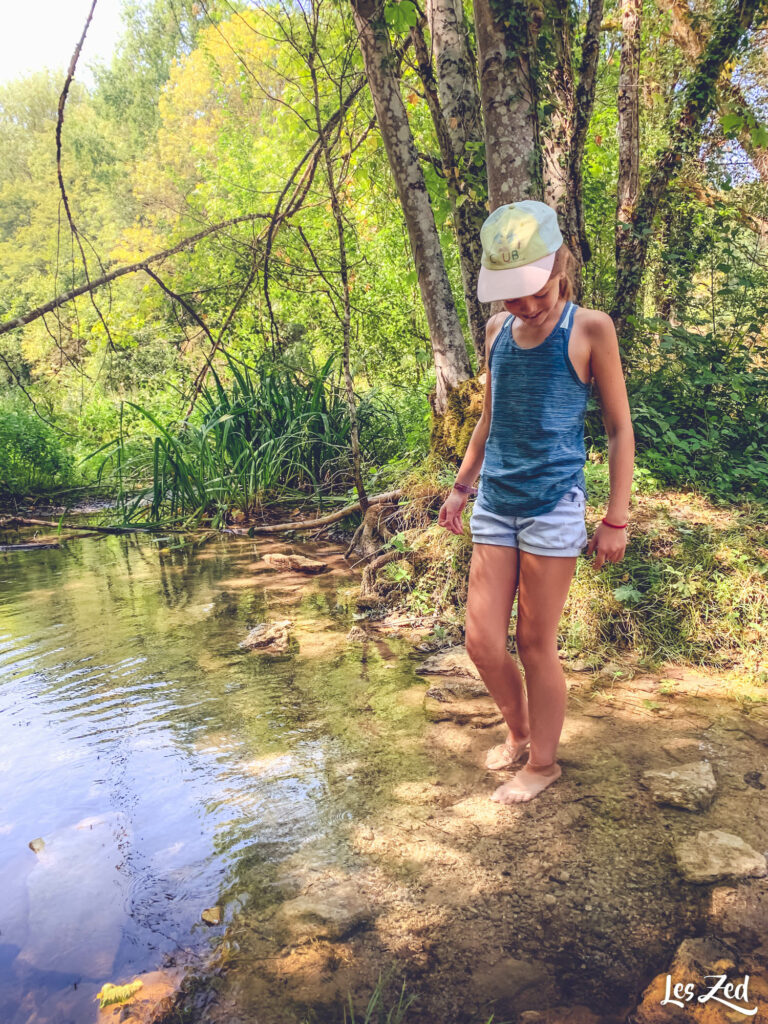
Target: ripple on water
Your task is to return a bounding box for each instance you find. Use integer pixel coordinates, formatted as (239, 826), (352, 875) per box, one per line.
(0, 532), (423, 1024)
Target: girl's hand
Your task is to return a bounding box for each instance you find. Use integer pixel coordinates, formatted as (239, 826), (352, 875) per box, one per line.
(586, 523), (627, 568)
(437, 489), (468, 535)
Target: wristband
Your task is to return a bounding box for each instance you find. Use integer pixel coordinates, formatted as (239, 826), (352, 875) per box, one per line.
(601, 517), (628, 529)
(453, 481), (478, 496)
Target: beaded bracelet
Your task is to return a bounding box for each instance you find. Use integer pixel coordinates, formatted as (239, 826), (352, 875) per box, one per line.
(601, 517), (628, 529)
(453, 481), (478, 496)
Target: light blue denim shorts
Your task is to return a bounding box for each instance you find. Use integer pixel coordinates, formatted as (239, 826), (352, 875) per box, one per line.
(469, 484), (588, 557)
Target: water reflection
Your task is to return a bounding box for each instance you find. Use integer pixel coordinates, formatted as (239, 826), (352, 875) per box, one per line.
(0, 533), (425, 1023)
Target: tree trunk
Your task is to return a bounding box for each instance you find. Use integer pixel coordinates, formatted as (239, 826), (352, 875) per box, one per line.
(424, 0), (489, 367)
(566, 0), (604, 292)
(472, 0), (542, 208)
(615, 0), (642, 340)
(540, 0), (587, 296)
(351, 0), (472, 412)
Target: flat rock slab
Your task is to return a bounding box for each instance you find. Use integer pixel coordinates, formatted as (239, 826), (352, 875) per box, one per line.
(641, 761), (717, 811)
(425, 679), (489, 701)
(268, 881), (373, 945)
(415, 647), (481, 679)
(240, 619), (292, 652)
(424, 695), (503, 727)
(263, 553), (328, 574)
(674, 829), (767, 884)
(660, 737), (706, 762)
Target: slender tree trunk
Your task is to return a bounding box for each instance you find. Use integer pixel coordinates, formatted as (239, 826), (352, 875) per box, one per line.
(472, 0), (542, 207)
(424, 0), (489, 367)
(615, 0), (642, 336)
(610, 0), (768, 342)
(566, 0), (604, 293)
(351, 0), (471, 413)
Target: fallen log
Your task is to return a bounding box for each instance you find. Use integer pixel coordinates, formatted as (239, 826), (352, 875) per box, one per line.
(226, 490), (404, 535)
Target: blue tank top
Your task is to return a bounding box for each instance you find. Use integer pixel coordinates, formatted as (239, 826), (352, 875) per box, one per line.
(478, 299), (590, 516)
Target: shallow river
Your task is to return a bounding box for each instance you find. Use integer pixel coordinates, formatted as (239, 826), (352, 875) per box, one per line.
(0, 531), (423, 1023)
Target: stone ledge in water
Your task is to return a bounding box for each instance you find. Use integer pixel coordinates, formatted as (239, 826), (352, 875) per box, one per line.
(674, 829), (767, 883)
(266, 881), (373, 945)
(425, 694), (503, 726)
(239, 619), (293, 652)
(425, 679), (489, 701)
(640, 761), (717, 811)
(262, 552), (328, 573)
(415, 646), (481, 679)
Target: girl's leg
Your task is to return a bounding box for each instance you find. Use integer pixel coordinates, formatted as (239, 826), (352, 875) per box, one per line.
(491, 550), (578, 804)
(464, 544), (530, 760)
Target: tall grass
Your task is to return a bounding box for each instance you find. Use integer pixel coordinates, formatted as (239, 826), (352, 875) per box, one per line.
(91, 353), (405, 528)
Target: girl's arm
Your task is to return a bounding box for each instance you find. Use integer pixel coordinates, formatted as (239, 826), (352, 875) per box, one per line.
(585, 310), (635, 566)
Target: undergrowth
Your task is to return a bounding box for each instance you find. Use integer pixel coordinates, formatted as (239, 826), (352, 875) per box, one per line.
(367, 452), (768, 685)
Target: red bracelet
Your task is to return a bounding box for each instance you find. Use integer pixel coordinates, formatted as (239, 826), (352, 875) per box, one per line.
(601, 517), (628, 529)
(453, 481), (478, 496)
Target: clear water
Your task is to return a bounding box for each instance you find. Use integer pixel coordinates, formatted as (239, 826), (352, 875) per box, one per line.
(0, 532), (424, 1023)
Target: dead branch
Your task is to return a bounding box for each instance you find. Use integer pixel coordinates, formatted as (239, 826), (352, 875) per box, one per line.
(225, 489), (403, 534)
(0, 213), (272, 338)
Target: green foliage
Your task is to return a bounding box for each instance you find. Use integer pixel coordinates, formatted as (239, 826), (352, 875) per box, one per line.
(627, 316), (768, 498)
(0, 403), (74, 495)
(94, 352), (409, 527)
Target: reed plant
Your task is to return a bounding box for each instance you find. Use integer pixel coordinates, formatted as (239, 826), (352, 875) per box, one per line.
(89, 352), (404, 528)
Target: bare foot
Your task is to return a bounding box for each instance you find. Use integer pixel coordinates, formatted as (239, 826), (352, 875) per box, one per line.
(484, 733), (531, 770)
(490, 761), (562, 804)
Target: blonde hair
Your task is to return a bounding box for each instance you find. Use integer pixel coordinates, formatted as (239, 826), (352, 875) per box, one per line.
(550, 243), (576, 302)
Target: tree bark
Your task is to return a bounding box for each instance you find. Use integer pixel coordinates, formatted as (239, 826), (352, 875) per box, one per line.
(351, 0), (471, 412)
(472, 0), (542, 208)
(424, 0), (489, 367)
(566, 0), (604, 285)
(615, 0), (642, 329)
(610, 0), (768, 342)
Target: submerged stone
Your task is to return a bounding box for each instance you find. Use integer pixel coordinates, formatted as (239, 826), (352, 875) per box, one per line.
(239, 619), (292, 652)
(424, 694), (503, 726)
(268, 880), (373, 945)
(263, 553), (328, 574)
(415, 646), (481, 679)
(425, 679), (489, 701)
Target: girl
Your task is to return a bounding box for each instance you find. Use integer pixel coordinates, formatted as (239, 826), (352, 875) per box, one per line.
(437, 200), (635, 805)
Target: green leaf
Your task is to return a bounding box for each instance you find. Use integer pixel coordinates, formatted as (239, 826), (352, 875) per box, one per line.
(384, 0), (418, 32)
(95, 981), (143, 1009)
(720, 112), (744, 134)
(613, 585), (642, 604)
